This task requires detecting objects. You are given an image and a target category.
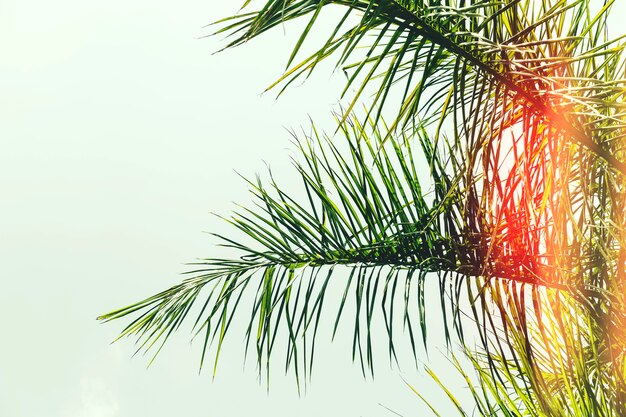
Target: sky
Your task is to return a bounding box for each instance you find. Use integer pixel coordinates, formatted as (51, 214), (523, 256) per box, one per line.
(2, 2), (625, 417)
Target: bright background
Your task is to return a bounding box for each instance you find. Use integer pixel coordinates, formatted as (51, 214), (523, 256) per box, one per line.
(2, 2), (624, 417)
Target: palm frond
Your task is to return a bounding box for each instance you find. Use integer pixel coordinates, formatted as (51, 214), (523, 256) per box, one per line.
(214, 0), (626, 175)
(100, 113), (583, 380)
(99, 117), (471, 380)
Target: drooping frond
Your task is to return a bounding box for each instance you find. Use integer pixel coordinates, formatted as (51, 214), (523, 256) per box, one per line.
(215, 0), (626, 175)
(99, 118), (474, 380)
(99, 113), (579, 380)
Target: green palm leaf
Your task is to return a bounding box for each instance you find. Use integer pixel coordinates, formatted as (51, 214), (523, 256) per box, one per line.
(99, 117), (473, 379)
(215, 0), (626, 175)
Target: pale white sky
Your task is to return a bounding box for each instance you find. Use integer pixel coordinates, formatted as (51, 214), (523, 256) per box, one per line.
(1, 2), (624, 417)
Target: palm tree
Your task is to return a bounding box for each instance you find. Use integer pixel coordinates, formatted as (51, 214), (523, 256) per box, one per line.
(100, 1), (626, 415)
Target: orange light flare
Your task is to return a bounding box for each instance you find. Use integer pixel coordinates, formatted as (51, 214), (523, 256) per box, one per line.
(478, 36), (581, 287)
(477, 108), (585, 377)
(478, 63), (626, 370)
(475, 36), (626, 378)
(482, 110), (567, 288)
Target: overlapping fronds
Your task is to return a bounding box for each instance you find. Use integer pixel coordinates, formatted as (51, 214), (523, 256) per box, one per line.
(215, 0), (626, 174)
(101, 1), (626, 415)
(420, 278), (626, 416)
